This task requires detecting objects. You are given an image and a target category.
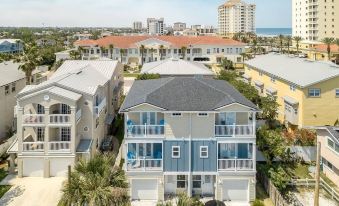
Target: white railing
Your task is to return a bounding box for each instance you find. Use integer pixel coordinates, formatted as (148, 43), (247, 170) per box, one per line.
(218, 159), (254, 171)
(22, 142), (44, 152)
(94, 97), (106, 116)
(126, 159), (162, 171)
(76, 109), (81, 123)
(49, 114), (71, 124)
(215, 124), (253, 137)
(22, 114), (45, 124)
(127, 124), (165, 137)
(48, 141), (71, 153)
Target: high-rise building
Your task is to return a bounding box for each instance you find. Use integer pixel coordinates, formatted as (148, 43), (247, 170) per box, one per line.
(173, 22), (187, 31)
(218, 0), (256, 36)
(133, 21), (143, 31)
(147, 18), (164, 35)
(292, 0), (339, 41)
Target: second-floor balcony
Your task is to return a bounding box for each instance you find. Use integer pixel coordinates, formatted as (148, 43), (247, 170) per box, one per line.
(22, 114), (45, 125)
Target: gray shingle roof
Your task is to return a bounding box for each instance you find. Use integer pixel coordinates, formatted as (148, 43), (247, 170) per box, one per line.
(245, 53), (339, 88)
(120, 77), (258, 112)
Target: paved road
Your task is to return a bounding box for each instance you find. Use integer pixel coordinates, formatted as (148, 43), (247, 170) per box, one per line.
(0, 175), (65, 206)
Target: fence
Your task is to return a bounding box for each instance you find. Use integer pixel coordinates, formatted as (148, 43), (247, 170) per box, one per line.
(257, 172), (291, 206)
(289, 178), (339, 203)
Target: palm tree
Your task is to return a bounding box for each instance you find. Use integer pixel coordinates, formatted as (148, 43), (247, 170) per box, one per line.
(293, 36), (302, 53)
(181, 46), (187, 60)
(14, 43), (42, 85)
(251, 38), (258, 57)
(322, 37), (335, 60)
(139, 44), (146, 65)
(334, 38), (339, 63)
(159, 45), (164, 60)
(286, 36), (292, 54)
(100, 46), (105, 57)
(77, 46), (84, 59)
(269, 38), (275, 52)
(278, 34), (284, 53)
(240, 52), (247, 69)
(119, 48), (125, 63)
(108, 44), (114, 59)
(59, 153), (129, 206)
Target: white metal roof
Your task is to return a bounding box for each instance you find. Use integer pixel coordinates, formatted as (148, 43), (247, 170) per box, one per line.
(0, 39), (21, 44)
(245, 53), (339, 88)
(0, 61), (40, 87)
(141, 58), (214, 76)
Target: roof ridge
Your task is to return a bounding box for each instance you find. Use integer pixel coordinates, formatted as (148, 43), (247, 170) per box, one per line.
(144, 60), (169, 73)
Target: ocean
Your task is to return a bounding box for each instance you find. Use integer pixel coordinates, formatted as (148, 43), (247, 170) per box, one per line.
(256, 28), (292, 37)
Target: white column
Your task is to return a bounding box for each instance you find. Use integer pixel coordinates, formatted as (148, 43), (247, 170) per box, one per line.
(44, 107), (50, 154)
(17, 107), (24, 154)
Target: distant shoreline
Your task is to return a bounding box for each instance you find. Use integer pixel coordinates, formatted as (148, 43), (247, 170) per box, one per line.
(256, 28), (292, 37)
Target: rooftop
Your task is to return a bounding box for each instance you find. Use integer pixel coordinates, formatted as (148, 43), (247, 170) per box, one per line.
(120, 77), (257, 112)
(18, 60), (119, 97)
(141, 58), (214, 76)
(245, 53), (339, 88)
(0, 61), (40, 87)
(75, 35), (245, 48)
(0, 39), (21, 44)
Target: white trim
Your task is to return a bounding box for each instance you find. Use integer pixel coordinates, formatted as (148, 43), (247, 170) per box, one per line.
(172, 146), (180, 158)
(200, 146), (208, 158)
(123, 103), (167, 112)
(214, 103), (258, 111)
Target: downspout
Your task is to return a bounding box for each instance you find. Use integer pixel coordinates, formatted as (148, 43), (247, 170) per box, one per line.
(188, 113), (192, 197)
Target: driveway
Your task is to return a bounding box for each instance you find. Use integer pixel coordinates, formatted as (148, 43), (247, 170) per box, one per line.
(0, 175), (66, 206)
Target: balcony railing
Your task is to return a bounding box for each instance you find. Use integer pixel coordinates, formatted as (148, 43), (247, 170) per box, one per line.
(49, 115), (71, 124)
(127, 124), (165, 137)
(215, 124), (254, 137)
(218, 159), (254, 171)
(22, 142), (44, 152)
(48, 141), (71, 153)
(22, 114), (45, 125)
(94, 97), (106, 116)
(126, 159), (162, 171)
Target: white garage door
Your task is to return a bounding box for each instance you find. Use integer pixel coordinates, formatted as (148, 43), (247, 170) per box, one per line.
(50, 159), (73, 177)
(222, 179), (249, 202)
(23, 158), (44, 177)
(131, 179), (158, 200)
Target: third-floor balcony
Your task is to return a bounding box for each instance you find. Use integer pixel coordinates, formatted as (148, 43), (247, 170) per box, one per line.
(126, 112), (164, 138)
(94, 97), (106, 117)
(215, 112), (254, 137)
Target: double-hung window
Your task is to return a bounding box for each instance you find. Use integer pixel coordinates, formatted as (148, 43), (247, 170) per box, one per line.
(177, 175), (186, 188)
(200, 146), (208, 158)
(172, 146), (180, 158)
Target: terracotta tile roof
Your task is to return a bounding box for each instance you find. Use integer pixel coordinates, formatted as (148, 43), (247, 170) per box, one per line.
(315, 44), (339, 53)
(74, 36), (244, 48)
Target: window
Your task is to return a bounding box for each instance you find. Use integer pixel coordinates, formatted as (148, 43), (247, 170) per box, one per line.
(192, 175), (202, 188)
(308, 88), (321, 97)
(328, 138), (334, 149)
(259, 72), (263, 76)
(171, 113), (182, 117)
(290, 84), (296, 91)
(207, 49), (210, 54)
(200, 146), (208, 158)
(4, 85), (9, 95)
(37, 127), (44, 141)
(198, 113), (208, 117)
(174, 49), (177, 54)
(335, 89), (339, 97)
(270, 76), (276, 83)
(177, 175), (186, 188)
(11, 83), (16, 92)
(61, 127), (70, 141)
(172, 146), (180, 158)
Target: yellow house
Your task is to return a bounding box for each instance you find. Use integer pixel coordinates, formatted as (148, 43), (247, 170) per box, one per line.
(243, 53), (339, 129)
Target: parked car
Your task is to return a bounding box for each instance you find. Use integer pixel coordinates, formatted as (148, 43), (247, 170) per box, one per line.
(101, 136), (113, 152)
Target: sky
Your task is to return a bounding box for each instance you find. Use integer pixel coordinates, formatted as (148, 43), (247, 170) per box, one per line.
(0, 0), (292, 28)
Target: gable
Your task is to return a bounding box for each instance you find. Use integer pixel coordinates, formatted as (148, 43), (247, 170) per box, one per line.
(125, 103), (166, 112)
(136, 38), (171, 48)
(215, 103), (254, 112)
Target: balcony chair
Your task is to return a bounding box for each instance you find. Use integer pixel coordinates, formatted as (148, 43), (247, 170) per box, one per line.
(126, 120), (134, 135)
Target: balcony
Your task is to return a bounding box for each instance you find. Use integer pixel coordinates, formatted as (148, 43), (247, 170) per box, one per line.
(48, 141), (71, 153)
(126, 143), (163, 171)
(127, 125), (164, 137)
(22, 142), (44, 152)
(215, 124), (253, 137)
(22, 114), (45, 125)
(49, 115), (71, 125)
(22, 141), (71, 153)
(218, 159), (254, 171)
(94, 97), (106, 116)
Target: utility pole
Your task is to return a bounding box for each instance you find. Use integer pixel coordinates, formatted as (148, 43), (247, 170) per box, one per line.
(314, 141), (321, 206)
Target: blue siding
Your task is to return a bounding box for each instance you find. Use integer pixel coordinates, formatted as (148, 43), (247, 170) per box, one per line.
(164, 141), (189, 172)
(163, 140), (217, 172)
(191, 141), (217, 172)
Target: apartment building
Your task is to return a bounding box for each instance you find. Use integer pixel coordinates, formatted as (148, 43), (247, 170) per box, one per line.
(244, 53), (339, 129)
(316, 127), (339, 187)
(173, 22), (187, 31)
(0, 61), (48, 140)
(120, 77), (258, 203)
(7, 60), (123, 177)
(292, 0), (339, 41)
(147, 18), (164, 35)
(133, 21), (143, 31)
(0, 39), (23, 53)
(74, 36), (245, 64)
(218, 0), (256, 37)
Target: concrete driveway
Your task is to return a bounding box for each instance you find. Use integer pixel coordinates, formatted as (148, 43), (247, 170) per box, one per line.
(0, 175), (66, 206)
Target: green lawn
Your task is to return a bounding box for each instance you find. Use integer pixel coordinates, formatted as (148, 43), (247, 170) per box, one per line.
(123, 73), (139, 78)
(0, 168), (10, 198)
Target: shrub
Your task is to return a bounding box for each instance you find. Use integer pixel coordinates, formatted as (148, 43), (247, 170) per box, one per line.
(252, 199), (264, 206)
(136, 73), (160, 80)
